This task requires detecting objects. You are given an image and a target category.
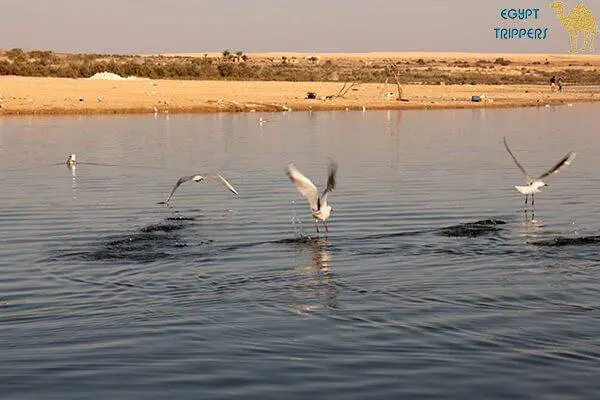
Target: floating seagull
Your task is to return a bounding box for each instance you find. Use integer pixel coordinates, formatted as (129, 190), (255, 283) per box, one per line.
(66, 154), (77, 168)
(503, 136), (575, 205)
(159, 173), (239, 205)
(286, 160), (337, 233)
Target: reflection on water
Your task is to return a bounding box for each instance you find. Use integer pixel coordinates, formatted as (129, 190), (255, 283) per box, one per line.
(520, 209), (543, 235)
(384, 109), (403, 170)
(290, 238), (337, 314)
(67, 163), (77, 200)
(521, 208), (543, 226)
(2, 105), (600, 399)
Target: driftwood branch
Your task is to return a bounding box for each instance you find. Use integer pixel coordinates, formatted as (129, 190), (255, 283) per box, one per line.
(326, 81), (361, 99)
(385, 61), (404, 101)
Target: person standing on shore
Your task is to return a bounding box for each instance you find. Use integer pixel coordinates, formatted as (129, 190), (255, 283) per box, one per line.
(549, 75), (557, 91)
(557, 77), (563, 92)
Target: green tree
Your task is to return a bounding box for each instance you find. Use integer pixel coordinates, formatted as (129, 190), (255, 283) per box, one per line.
(6, 48), (26, 61)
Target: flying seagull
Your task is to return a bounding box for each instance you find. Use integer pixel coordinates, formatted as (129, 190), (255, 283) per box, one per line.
(503, 137), (575, 205)
(286, 160), (337, 233)
(159, 173), (239, 205)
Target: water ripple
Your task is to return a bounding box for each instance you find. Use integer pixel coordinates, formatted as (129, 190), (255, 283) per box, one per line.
(2, 109), (600, 399)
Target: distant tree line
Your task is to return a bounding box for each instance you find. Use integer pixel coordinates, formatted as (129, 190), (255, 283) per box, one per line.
(1, 48), (599, 85)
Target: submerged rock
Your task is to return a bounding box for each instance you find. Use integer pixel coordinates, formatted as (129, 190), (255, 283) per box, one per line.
(438, 219), (506, 238)
(532, 235), (600, 247)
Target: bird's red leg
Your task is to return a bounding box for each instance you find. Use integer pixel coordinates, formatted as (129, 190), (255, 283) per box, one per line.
(324, 222), (329, 233)
(315, 220), (320, 234)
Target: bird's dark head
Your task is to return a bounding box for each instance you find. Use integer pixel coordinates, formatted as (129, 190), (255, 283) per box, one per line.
(532, 181), (546, 190)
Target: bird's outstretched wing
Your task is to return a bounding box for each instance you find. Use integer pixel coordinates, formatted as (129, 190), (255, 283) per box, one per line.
(160, 175), (199, 204)
(319, 160), (338, 206)
(159, 173), (238, 204)
(203, 173), (239, 196)
(536, 151), (576, 181)
(286, 163), (319, 210)
(503, 137), (531, 181)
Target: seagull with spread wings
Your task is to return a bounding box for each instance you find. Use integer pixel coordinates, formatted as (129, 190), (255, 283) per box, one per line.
(159, 173), (239, 205)
(286, 160), (338, 234)
(503, 137), (575, 206)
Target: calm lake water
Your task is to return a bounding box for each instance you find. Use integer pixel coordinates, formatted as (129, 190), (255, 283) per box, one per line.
(1, 105), (600, 399)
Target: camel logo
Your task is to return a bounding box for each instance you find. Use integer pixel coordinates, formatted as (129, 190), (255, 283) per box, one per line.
(550, 1), (598, 52)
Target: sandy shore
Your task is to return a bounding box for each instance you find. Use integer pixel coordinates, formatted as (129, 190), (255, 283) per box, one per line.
(0, 75), (598, 116)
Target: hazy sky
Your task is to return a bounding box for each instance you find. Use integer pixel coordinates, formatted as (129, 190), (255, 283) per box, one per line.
(0, 0), (597, 54)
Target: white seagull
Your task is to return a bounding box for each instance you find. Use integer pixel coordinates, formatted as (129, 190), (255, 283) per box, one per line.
(286, 160), (338, 233)
(66, 154), (77, 168)
(503, 136), (576, 206)
(159, 173), (239, 205)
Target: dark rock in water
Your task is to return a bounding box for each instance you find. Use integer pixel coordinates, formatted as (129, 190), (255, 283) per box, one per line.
(54, 218), (193, 263)
(166, 216), (196, 222)
(438, 219), (506, 238)
(532, 235), (600, 247)
(276, 236), (323, 245)
(140, 222), (186, 233)
(85, 230), (187, 262)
